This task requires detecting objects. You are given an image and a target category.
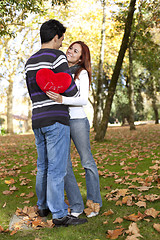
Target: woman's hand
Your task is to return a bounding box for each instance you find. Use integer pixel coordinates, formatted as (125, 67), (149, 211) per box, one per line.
(46, 91), (62, 103)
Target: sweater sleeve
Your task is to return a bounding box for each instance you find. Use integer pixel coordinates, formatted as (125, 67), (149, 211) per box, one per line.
(54, 51), (78, 97)
(62, 70), (89, 106)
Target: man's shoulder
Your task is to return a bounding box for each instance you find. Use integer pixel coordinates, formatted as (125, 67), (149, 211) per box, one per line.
(27, 48), (65, 58)
(25, 48), (67, 69)
(53, 49), (66, 57)
(42, 48), (65, 56)
(25, 49), (40, 64)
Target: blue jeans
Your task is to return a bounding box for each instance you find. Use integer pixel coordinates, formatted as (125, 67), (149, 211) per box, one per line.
(64, 118), (102, 213)
(33, 122), (70, 219)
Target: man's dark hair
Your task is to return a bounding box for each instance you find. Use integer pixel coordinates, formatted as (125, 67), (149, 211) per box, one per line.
(40, 19), (66, 44)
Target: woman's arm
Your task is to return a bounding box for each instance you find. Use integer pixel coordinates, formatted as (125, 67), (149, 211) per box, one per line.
(46, 91), (63, 103)
(46, 70), (89, 106)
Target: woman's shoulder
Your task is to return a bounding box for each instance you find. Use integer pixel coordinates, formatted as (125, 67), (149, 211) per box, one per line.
(79, 69), (88, 76)
(77, 69), (89, 85)
(80, 69), (87, 73)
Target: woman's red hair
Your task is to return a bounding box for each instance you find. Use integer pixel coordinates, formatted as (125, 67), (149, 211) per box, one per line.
(67, 41), (92, 85)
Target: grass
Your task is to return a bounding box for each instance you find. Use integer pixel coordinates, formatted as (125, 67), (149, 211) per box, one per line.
(0, 124), (160, 240)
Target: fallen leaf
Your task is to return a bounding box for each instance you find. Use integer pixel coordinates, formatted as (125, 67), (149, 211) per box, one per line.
(85, 200), (100, 215)
(145, 176), (153, 183)
(5, 178), (15, 185)
(10, 229), (18, 235)
(107, 228), (124, 239)
(115, 200), (122, 206)
(77, 182), (82, 187)
(22, 200), (30, 204)
(144, 218), (150, 222)
(125, 235), (140, 240)
(3, 202), (6, 208)
(135, 201), (146, 208)
(32, 219), (43, 229)
(28, 212), (37, 218)
(103, 220), (108, 224)
(126, 222), (142, 236)
(9, 185), (18, 191)
(0, 225), (4, 232)
(20, 193), (25, 197)
(153, 223), (160, 233)
(102, 209), (114, 216)
(144, 208), (160, 218)
(124, 212), (144, 221)
(25, 192), (34, 199)
(120, 161), (125, 166)
(113, 217), (123, 224)
(47, 219), (54, 228)
(145, 194), (160, 202)
(136, 186), (152, 192)
(84, 207), (92, 216)
(122, 196), (132, 205)
(118, 189), (128, 196)
(149, 164), (159, 170)
(86, 199), (95, 209)
(94, 203), (100, 213)
(3, 190), (13, 195)
(23, 206), (29, 214)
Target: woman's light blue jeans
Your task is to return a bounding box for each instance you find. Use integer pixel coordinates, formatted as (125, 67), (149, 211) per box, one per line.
(33, 122), (70, 219)
(64, 117), (102, 213)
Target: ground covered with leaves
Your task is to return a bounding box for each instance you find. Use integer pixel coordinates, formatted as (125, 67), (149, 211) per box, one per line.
(0, 124), (160, 240)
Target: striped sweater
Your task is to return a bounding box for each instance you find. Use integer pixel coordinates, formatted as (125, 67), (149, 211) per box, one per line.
(25, 48), (78, 129)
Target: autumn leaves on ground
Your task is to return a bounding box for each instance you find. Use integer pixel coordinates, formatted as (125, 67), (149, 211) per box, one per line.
(0, 124), (160, 240)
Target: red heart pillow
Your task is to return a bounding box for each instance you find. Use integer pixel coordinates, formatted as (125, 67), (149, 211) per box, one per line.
(36, 68), (72, 93)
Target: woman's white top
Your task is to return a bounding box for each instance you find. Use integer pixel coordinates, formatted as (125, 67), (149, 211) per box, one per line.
(62, 69), (89, 119)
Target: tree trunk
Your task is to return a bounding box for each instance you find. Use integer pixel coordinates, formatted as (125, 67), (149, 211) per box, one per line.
(7, 77), (13, 134)
(94, 0), (107, 131)
(95, 0), (137, 141)
(93, 102), (98, 130)
(128, 45), (136, 130)
(151, 80), (159, 124)
(152, 99), (159, 124)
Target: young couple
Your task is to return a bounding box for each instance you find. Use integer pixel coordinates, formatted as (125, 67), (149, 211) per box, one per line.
(25, 19), (102, 227)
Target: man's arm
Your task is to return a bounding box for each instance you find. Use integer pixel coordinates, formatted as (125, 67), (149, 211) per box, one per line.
(53, 51), (78, 97)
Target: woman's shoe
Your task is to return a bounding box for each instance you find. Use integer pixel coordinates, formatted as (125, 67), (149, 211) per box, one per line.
(69, 211), (83, 217)
(87, 212), (99, 218)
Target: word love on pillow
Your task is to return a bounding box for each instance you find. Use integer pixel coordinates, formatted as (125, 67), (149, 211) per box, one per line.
(36, 68), (72, 94)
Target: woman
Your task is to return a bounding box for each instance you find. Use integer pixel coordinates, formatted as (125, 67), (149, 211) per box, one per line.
(47, 41), (102, 218)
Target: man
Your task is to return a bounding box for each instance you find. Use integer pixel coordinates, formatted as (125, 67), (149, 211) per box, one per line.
(25, 19), (87, 226)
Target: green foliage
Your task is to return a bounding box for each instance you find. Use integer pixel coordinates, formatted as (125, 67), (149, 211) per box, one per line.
(0, 127), (7, 135)
(0, 117), (6, 135)
(0, 0), (42, 36)
(144, 106), (159, 121)
(112, 81), (129, 122)
(0, 0), (70, 36)
(51, 0), (70, 5)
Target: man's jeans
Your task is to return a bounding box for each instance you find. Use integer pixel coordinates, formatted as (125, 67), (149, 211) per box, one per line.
(33, 122), (70, 219)
(64, 118), (102, 213)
